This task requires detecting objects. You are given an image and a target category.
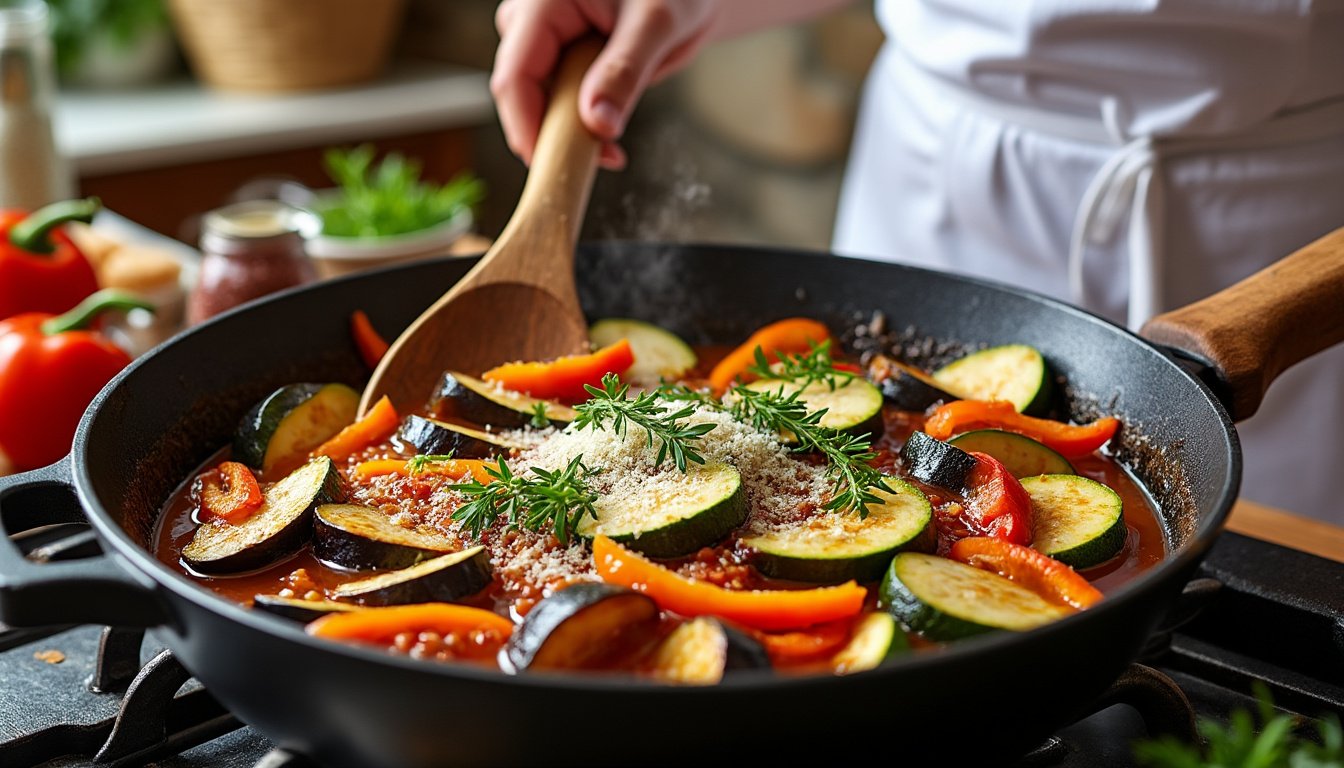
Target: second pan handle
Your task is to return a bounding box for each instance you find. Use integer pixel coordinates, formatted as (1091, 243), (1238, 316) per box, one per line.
(1141, 226), (1344, 421)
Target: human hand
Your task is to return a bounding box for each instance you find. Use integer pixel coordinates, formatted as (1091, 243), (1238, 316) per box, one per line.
(491, 0), (721, 170)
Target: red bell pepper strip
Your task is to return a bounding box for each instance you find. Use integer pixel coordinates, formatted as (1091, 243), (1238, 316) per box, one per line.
(592, 535), (866, 631)
(707, 318), (830, 393)
(949, 537), (1103, 610)
(198, 461), (264, 524)
(0, 290), (152, 470)
(310, 395), (399, 462)
(482, 339), (635, 403)
(0, 198), (101, 320)
(307, 603), (514, 643)
(959, 452), (1034, 546)
(924, 400), (1120, 459)
(349, 310), (389, 370)
(754, 619), (854, 664)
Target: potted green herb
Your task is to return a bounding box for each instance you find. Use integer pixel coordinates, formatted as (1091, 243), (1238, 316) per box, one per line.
(47, 0), (177, 88)
(306, 145), (485, 278)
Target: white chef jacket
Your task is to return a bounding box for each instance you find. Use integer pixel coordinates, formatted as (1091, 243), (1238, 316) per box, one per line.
(834, 0), (1344, 521)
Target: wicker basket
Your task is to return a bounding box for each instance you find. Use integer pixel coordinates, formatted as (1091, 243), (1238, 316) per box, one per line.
(167, 0), (407, 92)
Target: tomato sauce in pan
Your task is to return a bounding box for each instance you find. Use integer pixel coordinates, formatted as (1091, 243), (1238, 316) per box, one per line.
(153, 343), (1168, 673)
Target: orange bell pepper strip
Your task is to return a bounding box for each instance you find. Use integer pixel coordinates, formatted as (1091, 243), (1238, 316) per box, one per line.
(960, 452), (1034, 546)
(351, 456), (495, 484)
(306, 603), (514, 642)
(482, 339), (635, 403)
(349, 310), (389, 370)
(707, 318), (831, 393)
(198, 461), (263, 524)
(592, 535), (865, 631)
(950, 537), (1102, 610)
(924, 400), (1120, 459)
(310, 395), (400, 462)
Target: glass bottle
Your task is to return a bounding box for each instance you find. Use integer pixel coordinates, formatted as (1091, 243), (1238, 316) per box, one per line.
(187, 200), (319, 325)
(0, 0), (74, 209)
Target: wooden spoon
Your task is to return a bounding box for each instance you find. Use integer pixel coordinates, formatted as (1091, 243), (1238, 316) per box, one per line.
(360, 39), (603, 416)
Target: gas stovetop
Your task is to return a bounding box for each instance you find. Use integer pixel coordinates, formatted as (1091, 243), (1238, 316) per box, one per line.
(2, 532), (1341, 768)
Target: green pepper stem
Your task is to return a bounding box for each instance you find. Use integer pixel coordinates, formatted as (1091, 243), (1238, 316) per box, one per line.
(9, 197), (102, 254)
(42, 289), (155, 335)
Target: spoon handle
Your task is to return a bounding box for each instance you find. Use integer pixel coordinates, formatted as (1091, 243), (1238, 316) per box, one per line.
(493, 37), (605, 290)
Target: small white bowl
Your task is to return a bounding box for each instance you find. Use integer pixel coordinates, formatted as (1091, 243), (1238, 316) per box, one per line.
(305, 208), (473, 279)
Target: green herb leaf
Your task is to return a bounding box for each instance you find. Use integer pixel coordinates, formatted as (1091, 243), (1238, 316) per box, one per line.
(406, 453), (455, 475)
(573, 374), (716, 472)
(1133, 683), (1344, 768)
(746, 340), (854, 391)
(451, 455), (599, 544)
(728, 383), (891, 517)
(529, 402), (552, 429)
(317, 145), (485, 239)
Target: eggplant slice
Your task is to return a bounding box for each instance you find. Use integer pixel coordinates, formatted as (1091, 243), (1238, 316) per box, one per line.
(331, 546), (492, 606)
(314, 503), (458, 571)
(506, 583), (661, 672)
(868, 354), (959, 411)
(647, 617), (771, 685)
(398, 415), (529, 458)
(431, 371), (577, 428)
(182, 457), (345, 575)
(253, 595), (360, 623)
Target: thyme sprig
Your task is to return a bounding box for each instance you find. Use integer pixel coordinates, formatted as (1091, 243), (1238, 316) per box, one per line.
(747, 340), (854, 391)
(406, 453), (454, 475)
(528, 402), (552, 429)
(728, 383), (891, 517)
(451, 455), (598, 544)
(572, 373), (716, 472)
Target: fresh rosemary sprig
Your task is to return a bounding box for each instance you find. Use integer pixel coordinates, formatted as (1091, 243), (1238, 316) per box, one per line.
(728, 383), (891, 517)
(746, 340), (854, 391)
(528, 402), (552, 429)
(406, 453), (454, 475)
(573, 373), (716, 472)
(451, 455), (598, 544)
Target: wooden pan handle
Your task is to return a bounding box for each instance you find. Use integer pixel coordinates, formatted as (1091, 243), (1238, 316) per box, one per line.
(1141, 226), (1344, 421)
(494, 37), (605, 289)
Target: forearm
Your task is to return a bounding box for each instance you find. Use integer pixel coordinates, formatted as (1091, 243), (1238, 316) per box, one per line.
(709, 0), (860, 41)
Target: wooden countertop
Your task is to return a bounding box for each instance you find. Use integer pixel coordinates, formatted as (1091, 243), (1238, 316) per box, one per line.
(1227, 500), (1344, 563)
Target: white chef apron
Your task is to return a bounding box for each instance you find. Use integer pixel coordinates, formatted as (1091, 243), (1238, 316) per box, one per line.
(834, 0), (1344, 521)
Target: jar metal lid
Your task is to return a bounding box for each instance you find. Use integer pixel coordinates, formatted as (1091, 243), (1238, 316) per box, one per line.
(202, 200), (320, 241)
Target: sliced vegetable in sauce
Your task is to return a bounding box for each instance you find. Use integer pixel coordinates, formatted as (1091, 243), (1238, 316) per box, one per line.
(924, 400), (1120, 460)
(482, 338), (635, 403)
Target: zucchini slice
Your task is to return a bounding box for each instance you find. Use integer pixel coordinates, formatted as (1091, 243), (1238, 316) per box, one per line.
(950, 430), (1075, 478)
(331, 546), (492, 606)
(879, 553), (1071, 641)
(183, 457), (345, 575)
(314, 503), (458, 571)
(398, 415), (529, 458)
(234, 383), (360, 475)
(647, 617), (771, 685)
(832, 612), (909, 674)
(430, 371), (576, 429)
(506, 583), (661, 672)
(1022, 475), (1127, 569)
(899, 431), (978, 490)
(869, 354), (959, 411)
(742, 479), (934, 584)
(252, 595), (359, 623)
(932, 344), (1051, 414)
(589, 318), (697, 381)
(742, 375), (884, 438)
(576, 462), (747, 558)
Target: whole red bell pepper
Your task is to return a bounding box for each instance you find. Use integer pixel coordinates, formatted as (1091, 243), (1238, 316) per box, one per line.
(0, 198), (102, 320)
(0, 290), (152, 470)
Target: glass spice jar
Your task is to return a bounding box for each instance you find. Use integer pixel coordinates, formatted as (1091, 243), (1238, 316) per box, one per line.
(187, 200), (319, 325)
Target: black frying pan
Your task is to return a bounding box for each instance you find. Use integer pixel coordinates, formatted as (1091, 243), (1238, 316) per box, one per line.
(2, 232), (1341, 767)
